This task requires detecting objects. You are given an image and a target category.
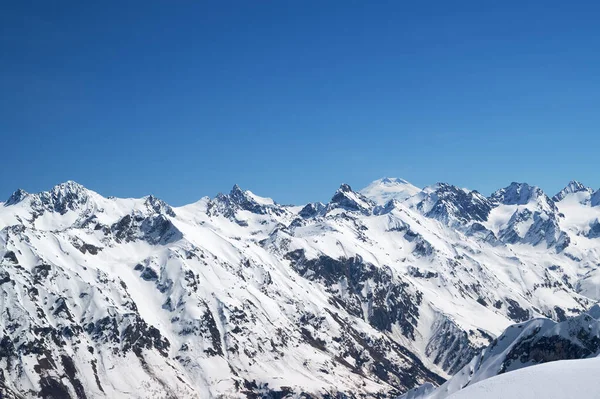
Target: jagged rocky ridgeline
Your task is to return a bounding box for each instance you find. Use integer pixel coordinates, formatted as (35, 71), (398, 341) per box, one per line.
(0, 178), (599, 398)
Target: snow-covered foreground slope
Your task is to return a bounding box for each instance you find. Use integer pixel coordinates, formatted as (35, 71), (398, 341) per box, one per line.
(400, 305), (600, 399)
(0, 178), (600, 398)
(447, 357), (600, 399)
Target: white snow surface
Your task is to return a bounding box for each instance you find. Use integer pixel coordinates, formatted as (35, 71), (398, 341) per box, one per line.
(447, 357), (600, 399)
(360, 178), (422, 204)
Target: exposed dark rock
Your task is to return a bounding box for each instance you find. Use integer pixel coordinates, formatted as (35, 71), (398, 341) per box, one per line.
(299, 202), (326, 219)
(506, 298), (530, 322)
(61, 354), (87, 399)
(552, 181), (593, 202)
(4, 188), (28, 206)
(286, 250), (422, 340)
(39, 377), (72, 399)
(0, 270), (11, 285)
(3, 251), (18, 263)
(329, 184), (375, 215)
(144, 195), (176, 217)
(111, 214), (182, 245)
(140, 267), (158, 281)
(425, 316), (481, 375)
(418, 183), (493, 225)
(587, 219), (600, 239)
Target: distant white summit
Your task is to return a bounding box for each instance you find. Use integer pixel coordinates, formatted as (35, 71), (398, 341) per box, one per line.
(359, 177), (421, 204)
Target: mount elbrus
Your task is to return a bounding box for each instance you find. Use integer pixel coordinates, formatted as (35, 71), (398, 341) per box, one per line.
(1, 178), (600, 398)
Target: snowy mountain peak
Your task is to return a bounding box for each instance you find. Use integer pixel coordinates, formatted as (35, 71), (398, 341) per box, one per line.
(330, 183), (375, 214)
(552, 180), (593, 202)
(338, 183), (353, 193)
(4, 188), (29, 206)
(50, 179), (87, 193)
(229, 185), (277, 208)
(360, 177), (421, 204)
(4, 181), (90, 209)
(230, 183), (244, 195)
(491, 182), (558, 215)
(564, 179), (589, 193)
(42, 180), (90, 203)
(299, 201), (326, 218)
(21, 180), (93, 216)
(491, 182), (546, 205)
(411, 182), (493, 225)
(144, 195), (176, 217)
(208, 184), (283, 218)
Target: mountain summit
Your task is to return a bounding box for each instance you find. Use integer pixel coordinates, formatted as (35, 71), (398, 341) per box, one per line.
(553, 180), (594, 202)
(359, 177), (421, 204)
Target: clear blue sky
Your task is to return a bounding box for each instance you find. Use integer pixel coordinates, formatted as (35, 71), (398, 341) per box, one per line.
(2, 1), (599, 205)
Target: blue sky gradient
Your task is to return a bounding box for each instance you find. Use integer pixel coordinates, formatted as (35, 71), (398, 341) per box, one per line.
(2, 1), (599, 205)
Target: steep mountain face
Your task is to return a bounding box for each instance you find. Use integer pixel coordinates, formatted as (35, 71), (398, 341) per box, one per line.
(492, 182), (556, 210)
(592, 190), (600, 207)
(0, 178), (600, 398)
(485, 182), (571, 250)
(329, 183), (376, 215)
(400, 304), (600, 399)
(407, 183), (493, 226)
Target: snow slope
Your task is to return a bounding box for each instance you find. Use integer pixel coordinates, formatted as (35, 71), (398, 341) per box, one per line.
(360, 178), (422, 204)
(0, 178), (600, 398)
(447, 357), (600, 399)
(400, 304), (600, 399)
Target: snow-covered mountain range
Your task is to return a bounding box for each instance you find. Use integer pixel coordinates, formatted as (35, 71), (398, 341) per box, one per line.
(1, 177), (600, 398)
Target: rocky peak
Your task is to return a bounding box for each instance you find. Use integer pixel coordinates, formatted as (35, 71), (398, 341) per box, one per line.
(338, 183), (353, 193)
(491, 182), (568, 249)
(298, 202), (326, 219)
(4, 188), (29, 206)
(144, 195), (176, 217)
(14, 180), (92, 216)
(552, 180), (593, 202)
(40, 181), (90, 213)
(229, 184), (245, 199)
(329, 184), (375, 215)
(415, 183), (493, 225)
(491, 182), (546, 205)
(375, 199), (403, 215)
(49, 180), (87, 194)
(491, 182), (557, 213)
(209, 184), (283, 217)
